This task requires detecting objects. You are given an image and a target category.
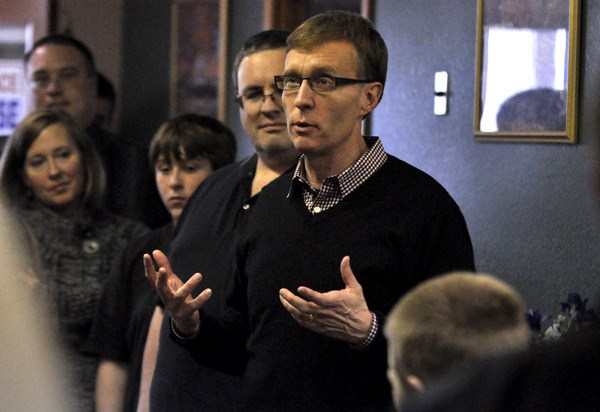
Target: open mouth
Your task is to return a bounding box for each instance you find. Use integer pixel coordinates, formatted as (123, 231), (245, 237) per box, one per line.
(291, 121), (316, 134)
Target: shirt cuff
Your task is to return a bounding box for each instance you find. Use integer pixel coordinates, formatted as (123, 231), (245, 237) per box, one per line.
(350, 311), (378, 351)
(170, 317), (198, 341)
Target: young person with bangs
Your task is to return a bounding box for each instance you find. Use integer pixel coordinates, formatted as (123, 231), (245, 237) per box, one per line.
(85, 113), (236, 411)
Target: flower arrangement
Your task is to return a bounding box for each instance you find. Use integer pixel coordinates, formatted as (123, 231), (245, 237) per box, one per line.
(527, 293), (597, 341)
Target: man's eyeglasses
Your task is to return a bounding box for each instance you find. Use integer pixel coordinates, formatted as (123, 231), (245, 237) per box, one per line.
(274, 75), (374, 92)
(234, 90), (282, 110)
(29, 68), (90, 90)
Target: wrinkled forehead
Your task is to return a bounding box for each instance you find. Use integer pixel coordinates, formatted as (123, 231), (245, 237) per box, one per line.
(283, 40), (360, 76)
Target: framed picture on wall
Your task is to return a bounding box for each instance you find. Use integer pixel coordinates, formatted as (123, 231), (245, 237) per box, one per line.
(170, 0), (229, 122)
(474, 0), (580, 143)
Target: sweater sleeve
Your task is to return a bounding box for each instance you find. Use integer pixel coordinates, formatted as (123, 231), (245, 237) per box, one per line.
(83, 235), (142, 361)
(419, 202), (475, 278)
(169, 245), (250, 375)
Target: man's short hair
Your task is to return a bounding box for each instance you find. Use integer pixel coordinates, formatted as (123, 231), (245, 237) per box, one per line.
(496, 88), (566, 131)
(24, 33), (96, 74)
(231, 29), (290, 93)
(286, 11), (387, 88)
(384, 272), (529, 385)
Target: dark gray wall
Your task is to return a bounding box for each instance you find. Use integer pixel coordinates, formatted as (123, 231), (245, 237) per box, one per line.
(225, 0), (265, 157)
(122, 1), (600, 315)
(121, 0), (172, 148)
(373, 0), (600, 315)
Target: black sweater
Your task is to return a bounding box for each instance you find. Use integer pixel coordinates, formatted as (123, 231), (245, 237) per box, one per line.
(177, 155), (475, 411)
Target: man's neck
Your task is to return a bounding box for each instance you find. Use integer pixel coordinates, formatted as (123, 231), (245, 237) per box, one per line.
(304, 136), (368, 189)
(251, 151), (297, 196)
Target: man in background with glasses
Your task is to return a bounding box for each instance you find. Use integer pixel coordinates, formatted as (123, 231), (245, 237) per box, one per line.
(144, 29), (298, 412)
(147, 11), (474, 411)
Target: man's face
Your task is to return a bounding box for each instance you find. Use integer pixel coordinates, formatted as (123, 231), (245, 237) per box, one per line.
(281, 40), (371, 159)
(237, 48), (294, 156)
(26, 44), (97, 129)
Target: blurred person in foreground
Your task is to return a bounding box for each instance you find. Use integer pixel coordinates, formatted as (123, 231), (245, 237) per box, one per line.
(402, 293), (600, 412)
(384, 272), (530, 411)
(0, 110), (147, 411)
(0, 200), (71, 411)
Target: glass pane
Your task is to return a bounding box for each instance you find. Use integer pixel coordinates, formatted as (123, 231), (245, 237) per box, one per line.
(479, 0), (570, 133)
(0, 25), (30, 136)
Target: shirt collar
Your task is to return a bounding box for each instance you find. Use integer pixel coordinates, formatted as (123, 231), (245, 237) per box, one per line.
(288, 136), (387, 199)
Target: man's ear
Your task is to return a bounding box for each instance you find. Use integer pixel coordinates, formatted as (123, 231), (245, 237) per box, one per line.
(406, 374), (425, 393)
(360, 82), (383, 116)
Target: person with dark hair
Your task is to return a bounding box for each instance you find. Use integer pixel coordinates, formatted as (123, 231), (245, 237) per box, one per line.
(94, 71), (116, 132)
(25, 33), (169, 228)
(496, 87), (566, 131)
(85, 113), (236, 411)
(146, 11), (474, 411)
(0, 110), (147, 411)
(145, 29), (298, 411)
(384, 272), (530, 411)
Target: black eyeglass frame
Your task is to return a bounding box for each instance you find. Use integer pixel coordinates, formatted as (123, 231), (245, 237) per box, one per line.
(234, 91), (281, 109)
(274, 75), (375, 92)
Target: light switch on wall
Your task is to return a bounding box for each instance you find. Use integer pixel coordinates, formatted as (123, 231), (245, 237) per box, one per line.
(434, 71), (448, 115)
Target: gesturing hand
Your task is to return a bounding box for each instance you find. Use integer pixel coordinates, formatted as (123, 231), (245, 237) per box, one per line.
(278, 256), (372, 344)
(143, 249), (212, 337)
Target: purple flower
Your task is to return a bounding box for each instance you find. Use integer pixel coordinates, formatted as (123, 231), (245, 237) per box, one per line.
(527, 309), (544, 332)
(559, 293), (598, 325)
(527, 293), (597, 342)
(560, 293), (584, 312)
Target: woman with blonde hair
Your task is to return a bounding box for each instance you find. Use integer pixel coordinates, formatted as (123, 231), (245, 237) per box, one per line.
(0, 110), (147, 411)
